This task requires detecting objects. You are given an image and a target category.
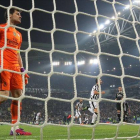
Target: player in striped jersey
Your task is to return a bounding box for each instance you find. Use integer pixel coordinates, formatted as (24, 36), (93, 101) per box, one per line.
(74, 99), (83, 124)
(87, 79), (105, 125)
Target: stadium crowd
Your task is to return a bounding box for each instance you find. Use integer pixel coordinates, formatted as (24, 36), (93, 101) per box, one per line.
(0, 79), (140, 125)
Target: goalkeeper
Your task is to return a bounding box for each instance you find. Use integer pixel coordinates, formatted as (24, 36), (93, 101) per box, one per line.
(0, 8), (31, 135)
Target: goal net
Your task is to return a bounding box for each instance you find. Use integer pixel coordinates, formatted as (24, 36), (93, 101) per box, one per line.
(0, 0), (140, 139)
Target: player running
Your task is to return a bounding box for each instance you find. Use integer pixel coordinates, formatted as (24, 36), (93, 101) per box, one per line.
(83, 79), (105, 125)
(0, 8), (31, 135)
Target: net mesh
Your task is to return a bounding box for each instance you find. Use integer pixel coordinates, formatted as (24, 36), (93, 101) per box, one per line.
(0, 0), (140, 139)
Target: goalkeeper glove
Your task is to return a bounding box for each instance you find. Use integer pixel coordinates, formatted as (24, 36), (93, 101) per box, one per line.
(20, 67), (30, 85)
(25, 73), (29, 85)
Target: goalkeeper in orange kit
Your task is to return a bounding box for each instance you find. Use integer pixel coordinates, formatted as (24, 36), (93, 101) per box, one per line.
(0, 8), (31, 135)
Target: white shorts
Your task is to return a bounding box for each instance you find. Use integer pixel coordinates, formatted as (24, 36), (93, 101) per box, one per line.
(89, 101), (98, 109)
(36, 116), (39, 121)
(75, 110), (81, 118)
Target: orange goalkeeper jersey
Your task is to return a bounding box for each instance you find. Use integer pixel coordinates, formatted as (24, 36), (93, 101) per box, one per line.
(0, 23), (22, 67)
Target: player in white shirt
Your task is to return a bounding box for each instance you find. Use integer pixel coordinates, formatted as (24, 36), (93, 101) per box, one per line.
(85, 79), (105, 125)
(74, 99), (83, 124)
(35, 112), (41, 125)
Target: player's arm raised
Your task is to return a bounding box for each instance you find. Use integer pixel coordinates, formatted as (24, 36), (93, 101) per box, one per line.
(94, 90), (105, 95)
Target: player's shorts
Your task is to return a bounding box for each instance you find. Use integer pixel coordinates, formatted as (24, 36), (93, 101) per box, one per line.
(0, 66), (23, 91)
(116, 103), (121, 110)
(89, 101), (98, 109)
(36, 116), (39, 121)
(75, 110), (81, 118)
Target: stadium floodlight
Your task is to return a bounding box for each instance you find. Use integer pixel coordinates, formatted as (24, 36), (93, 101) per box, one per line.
(65, 62), (68, 65)
(118, 12), (121, 15)
(113, 67), (116, 70)
(133, 0), (140, 3)
(68, 62), (72, 65)
(52, 61), (59, 66)
(99, 24), (104, 29)
(89, 59), (94, 64)
(105, 20), (110, 25)
(65, 61), (72, 65)
(125, 5), (130, 9)
(89, 59), (98, 64)
(78, 61), (85, 65)
(44, 71), (46, 74)
(93, 59), (98, 64)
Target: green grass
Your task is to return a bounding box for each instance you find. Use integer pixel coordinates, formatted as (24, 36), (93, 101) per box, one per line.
(0, 124), (140, 140)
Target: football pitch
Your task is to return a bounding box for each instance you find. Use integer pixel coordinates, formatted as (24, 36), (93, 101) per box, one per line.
(0, 124), (140, 140)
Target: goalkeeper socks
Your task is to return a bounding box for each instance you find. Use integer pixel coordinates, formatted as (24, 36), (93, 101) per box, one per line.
(88, 107), (94, 114)
(11, 100), (18, 124)
(79, 117), (82, 124)
(117, 112), (121, 121)
(11, 101), (22, 124)
(92, 112), (97, 123)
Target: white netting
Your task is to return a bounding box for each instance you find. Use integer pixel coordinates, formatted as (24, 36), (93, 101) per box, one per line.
(0, 0), (140, 139)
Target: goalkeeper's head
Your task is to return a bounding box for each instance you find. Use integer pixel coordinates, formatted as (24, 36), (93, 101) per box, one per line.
(4, 8), (22, 25)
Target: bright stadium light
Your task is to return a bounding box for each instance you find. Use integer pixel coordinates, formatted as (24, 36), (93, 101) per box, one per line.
(125, 5), (130, 9)
(65, 62), (68, 65)
(105, 20), (110, 25)
(133, 0), (140, 3)
(89, 59), (94, 64)
(99, 24), (104, 29)
(69, 62), (72, 65)
(53, 61), (59, 66)
(93, 30), (96, 33)
(89, 59), (98, 64)
(93, 59), (98, 64)
(78, 61), (85, 65)
(65, 61), (72, 65)
(118, 12), (121, 15)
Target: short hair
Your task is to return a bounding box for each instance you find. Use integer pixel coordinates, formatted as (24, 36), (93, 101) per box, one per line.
(4, 8), (21, 21)
(95, 79), (98, 83)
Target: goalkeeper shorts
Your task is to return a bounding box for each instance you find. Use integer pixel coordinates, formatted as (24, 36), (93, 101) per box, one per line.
(0, 66), (23, 91)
